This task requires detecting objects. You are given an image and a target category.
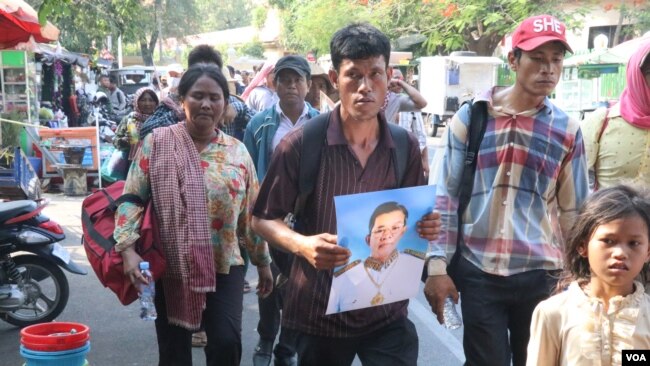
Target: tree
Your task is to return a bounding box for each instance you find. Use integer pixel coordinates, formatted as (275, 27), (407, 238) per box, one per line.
(607, 0), (650, 46)
(275, 0), (375, 56)
(252, 6), (268, 29)
(239, 40), (266, 58)
(33, 0), (202, 65)
(29, 0), (140, 55)
(195, 0), (253, 33)
(373, 0), (590, 56)
(272, 0), (590, 57)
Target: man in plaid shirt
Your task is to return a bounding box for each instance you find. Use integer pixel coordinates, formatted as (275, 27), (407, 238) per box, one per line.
(221, 96), (255, 141)
(425, 15), (589, 366)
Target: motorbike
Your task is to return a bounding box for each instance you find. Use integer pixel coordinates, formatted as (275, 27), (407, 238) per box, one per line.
(0, 199), (86, 327)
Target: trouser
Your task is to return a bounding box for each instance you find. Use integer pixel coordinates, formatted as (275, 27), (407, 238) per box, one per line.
(257, 262), (295, 358)
(452, 256), (558, 366)
(292, 317), (418, 366)
(154, 266), (245, 366)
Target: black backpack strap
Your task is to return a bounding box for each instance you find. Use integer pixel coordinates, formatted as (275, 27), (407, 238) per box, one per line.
(386, 123), (409, 187)
(293, 112), (331, 219)
(271, 113), (330, 277)
(115, 193), (144, 208)
(457, 99), (488, 220)
(440, 99), (489, 279)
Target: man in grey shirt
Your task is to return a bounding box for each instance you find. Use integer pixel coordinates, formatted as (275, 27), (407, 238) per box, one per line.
(107, 74), (127, 117)
(382, 69), (427, 123)
(385, 69), (429, 178)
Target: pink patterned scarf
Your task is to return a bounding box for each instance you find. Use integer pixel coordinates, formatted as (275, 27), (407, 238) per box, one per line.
(619, 39), (650, 129)
(242, 61), (275, 101)
(150, 123), (216, 330)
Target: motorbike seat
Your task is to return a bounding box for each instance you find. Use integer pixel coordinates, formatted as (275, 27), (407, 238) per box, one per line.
(0, 200), (37, 224)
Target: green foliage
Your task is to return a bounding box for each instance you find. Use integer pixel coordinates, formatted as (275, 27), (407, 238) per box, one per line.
(617, 2), (650, 39)
(279, 0), (375, 55)
(239, 40), (266, 58)
(1, 112), (26, 148)
(272, 0), (590, 57)
(252, 6), (268, 29)
(379, 0), (589, 56)
(32, 0), (202, 65)
(30, 0), (144, 54)
(38, 107), (54, 121)
(195, 0), (253, 32)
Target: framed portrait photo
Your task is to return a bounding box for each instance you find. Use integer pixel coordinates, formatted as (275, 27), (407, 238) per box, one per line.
(326, 185), (436, 315)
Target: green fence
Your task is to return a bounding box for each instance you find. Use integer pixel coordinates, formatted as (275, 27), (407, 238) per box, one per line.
(599, 64), (625, 100)
(497, 64), (515, 86)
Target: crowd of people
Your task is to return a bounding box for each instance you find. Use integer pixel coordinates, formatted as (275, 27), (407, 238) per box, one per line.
(106, 14), (650, 366)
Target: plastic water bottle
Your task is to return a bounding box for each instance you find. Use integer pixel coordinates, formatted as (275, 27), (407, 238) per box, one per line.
(443, 296), (462, 329)
(139, 261), (157, 321)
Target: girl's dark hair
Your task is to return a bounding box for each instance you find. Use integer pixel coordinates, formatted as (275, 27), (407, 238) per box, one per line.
(177, 64), (230, 104)
(556, 185), (650, 293)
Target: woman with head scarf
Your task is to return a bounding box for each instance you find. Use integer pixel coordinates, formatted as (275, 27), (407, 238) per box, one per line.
(582, 39), (650, 189)
(242, 60), (278, 113)
(113, 87), (159, 161)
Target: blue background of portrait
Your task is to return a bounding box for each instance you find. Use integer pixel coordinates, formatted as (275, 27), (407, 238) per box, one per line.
(334, 185), (437, 272)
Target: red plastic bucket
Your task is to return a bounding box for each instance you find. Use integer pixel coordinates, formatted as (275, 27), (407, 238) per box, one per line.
(20, 322), (90, 352)
(21, 336), (89, 352)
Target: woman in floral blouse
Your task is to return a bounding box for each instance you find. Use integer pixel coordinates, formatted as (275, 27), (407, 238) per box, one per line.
(114, 64), (273, 366)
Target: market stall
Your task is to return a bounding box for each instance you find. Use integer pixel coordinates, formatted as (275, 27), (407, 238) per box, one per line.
(552, 34), (650, 120)
(0, 50), (38, 124)
(34, 43), (90, 127)
(0, 0), (59, 199)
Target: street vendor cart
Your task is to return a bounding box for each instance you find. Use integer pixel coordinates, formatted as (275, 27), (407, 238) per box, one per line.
(419, 52), (503, 136)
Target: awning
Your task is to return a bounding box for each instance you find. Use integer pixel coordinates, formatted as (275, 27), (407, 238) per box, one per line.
(35, 43), (89, 67)
(563, 49), (626, 66)
(577, 63), (621, 79)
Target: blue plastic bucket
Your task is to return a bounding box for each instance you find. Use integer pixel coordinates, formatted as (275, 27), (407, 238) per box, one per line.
(20, 342), (90, 366)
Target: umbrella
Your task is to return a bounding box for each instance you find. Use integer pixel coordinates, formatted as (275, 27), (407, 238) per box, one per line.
(0, 0), (59, 49)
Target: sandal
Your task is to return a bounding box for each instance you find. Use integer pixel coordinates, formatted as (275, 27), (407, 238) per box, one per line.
(191, 331), (207, 347)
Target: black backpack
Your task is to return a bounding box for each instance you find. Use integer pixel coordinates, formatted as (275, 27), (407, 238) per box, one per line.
(271, 112), (410, 276)
(422, 99), (488, 281)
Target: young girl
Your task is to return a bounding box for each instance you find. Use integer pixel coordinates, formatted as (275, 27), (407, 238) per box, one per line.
(527, 185), (650, 366)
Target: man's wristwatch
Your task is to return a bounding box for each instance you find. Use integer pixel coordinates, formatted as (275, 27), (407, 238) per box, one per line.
(427, 256), (448, 276)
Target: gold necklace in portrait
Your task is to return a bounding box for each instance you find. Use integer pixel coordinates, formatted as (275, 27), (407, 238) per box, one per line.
(363, 257), (398, 306)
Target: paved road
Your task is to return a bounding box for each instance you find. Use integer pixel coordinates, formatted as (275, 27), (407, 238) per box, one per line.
(1, 126), (464, 366)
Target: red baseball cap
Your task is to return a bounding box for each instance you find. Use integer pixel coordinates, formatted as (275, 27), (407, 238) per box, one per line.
(512, 15), (573, 53)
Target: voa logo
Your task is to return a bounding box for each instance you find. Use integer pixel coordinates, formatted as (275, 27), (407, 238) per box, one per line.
(622, 350), (650, 365)
(626, 354), (646, 362)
